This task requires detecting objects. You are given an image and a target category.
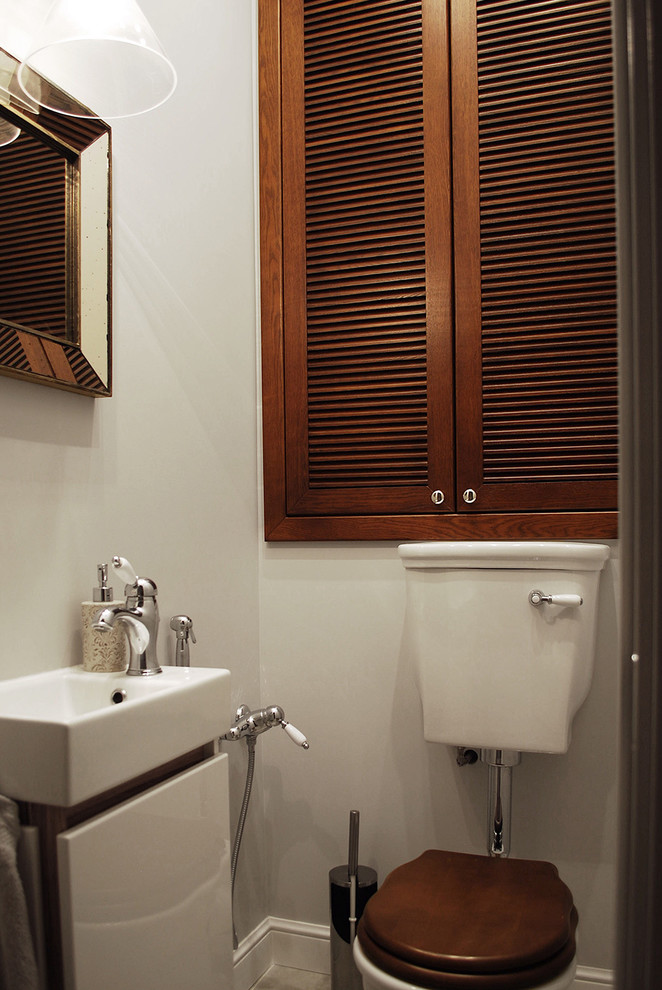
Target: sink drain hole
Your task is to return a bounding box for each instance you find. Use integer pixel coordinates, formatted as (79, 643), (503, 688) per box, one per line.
(111, 689), (127, 704)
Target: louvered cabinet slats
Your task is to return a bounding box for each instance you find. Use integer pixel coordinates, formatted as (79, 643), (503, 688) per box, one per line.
(453, 0), (618, 512)
(280, 0), (454, 517)
(260, 0), (618, 539)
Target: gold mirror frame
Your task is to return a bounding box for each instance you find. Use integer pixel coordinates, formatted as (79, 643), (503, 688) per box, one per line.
(0, 48), (111, 397)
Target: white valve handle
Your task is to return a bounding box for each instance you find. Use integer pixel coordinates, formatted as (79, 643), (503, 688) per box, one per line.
(281, 720), (310, 749)
(529, 590), (583, 608)
(112, 555), (139, 587)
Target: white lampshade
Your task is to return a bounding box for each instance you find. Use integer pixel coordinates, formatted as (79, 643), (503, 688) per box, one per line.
(17, 0), (177, 119)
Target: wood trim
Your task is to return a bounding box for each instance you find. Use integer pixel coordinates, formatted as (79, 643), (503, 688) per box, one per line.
(422, 0), (456, 510)
(265, 510), (617, 541)
(282, 0), (310, 509)
(259, 0), (288, 538)
(450, 0), (484, 500)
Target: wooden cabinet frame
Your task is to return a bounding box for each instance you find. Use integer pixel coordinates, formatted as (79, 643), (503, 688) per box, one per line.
(259, 0), (618, 541)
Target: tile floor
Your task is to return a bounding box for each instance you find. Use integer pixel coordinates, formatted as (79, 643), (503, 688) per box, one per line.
(250, 965), (331, 990)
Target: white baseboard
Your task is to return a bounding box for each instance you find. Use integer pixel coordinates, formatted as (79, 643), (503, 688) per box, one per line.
(233, 917), (275, 990)
(233, 919), (613, 990)
(233, 917), (330, 990)
(574, 966), (615, 988)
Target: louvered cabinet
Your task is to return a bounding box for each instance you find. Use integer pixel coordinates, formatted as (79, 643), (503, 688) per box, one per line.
(259, 0), (618, 541)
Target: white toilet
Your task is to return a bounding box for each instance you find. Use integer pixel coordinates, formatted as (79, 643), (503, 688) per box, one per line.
(354, 541), (610, 990)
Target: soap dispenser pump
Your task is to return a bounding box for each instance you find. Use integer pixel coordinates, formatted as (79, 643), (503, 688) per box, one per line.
(81, 564), (127, 672)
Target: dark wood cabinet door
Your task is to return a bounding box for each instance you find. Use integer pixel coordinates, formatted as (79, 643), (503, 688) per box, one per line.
(278, 0), (455, 520)
(451, 0), (618, 513)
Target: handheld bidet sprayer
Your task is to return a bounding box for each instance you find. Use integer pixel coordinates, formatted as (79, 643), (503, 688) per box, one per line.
(221, 703), (309, 949)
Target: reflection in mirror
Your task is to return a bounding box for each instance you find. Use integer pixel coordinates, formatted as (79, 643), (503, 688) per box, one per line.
(0, 115), (20, 147)
(0, 48), (111, 396)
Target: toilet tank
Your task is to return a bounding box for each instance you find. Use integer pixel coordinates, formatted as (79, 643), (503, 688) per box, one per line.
(398, 542), (610, 754)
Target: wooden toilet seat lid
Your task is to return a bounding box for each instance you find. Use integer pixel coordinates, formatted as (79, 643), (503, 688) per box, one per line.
(359, 850), (577, 984)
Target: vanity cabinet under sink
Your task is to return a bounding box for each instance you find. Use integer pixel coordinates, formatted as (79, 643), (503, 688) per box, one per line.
(57, 753), (232, 990)
(4, 664), (235, 989)
(21, 747), (233, 990)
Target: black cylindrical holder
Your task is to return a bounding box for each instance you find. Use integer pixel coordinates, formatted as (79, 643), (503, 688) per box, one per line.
(329, 865), (378, 990)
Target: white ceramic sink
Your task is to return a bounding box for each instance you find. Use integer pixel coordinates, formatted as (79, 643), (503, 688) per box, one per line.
(0, 665), (231, 806)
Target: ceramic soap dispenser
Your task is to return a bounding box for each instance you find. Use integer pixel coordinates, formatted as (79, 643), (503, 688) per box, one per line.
(81, 564), (127, 672)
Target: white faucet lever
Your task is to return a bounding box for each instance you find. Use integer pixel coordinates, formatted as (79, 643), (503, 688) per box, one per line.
(112, 555), (139, 587)
(281, 720), (310, 749)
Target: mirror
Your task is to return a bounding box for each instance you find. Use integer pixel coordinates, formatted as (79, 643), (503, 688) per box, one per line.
(0, 47), (111, 397)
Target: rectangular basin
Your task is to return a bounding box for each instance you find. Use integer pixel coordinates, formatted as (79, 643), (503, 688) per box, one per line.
(0, 665), (231, 806)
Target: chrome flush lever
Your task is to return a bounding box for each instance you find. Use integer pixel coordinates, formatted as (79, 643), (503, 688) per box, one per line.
(529, 590), (583, 608)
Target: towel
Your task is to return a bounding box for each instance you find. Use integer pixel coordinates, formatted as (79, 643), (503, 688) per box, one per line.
(0, 796), (39, 990)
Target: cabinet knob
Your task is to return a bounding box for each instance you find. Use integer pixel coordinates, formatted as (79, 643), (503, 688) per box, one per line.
(463, 488), (477, 504)
(430, 490), (445, 505)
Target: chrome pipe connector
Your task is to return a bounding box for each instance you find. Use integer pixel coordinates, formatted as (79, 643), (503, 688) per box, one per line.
(481, 749), (520, 858)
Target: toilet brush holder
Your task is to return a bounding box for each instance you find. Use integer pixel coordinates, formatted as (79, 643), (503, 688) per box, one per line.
(329, 864), (377, 990)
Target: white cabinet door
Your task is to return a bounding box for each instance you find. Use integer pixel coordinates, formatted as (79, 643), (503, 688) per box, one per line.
(57, 754), (232, 989)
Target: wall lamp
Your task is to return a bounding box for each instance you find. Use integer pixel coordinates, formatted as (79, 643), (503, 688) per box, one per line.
(17, 0), (176, 119)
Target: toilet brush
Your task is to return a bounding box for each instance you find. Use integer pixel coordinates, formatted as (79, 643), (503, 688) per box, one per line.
(329, 811), (378, 990)
(348, 810), (359, 944)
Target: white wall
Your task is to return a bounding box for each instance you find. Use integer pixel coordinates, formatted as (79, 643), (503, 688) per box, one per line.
(259, 543), (620, 972)
(0, 0), (267, 940)
(0, 0), (620, 974)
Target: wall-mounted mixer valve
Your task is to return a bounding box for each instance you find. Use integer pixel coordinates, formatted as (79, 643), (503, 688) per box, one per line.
(222, 704), (309, 749)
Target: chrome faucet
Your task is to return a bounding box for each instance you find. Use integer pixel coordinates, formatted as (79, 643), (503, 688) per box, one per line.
(93, 556), (162, 676)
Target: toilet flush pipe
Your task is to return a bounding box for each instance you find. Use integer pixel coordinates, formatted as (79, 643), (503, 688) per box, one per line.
(481, 749), (521, 858)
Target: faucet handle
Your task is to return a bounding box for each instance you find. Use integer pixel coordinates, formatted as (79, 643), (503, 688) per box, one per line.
(112, 557), (158, 600)
(112, 556), (139, 587)
(280, 720), (310, 749)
